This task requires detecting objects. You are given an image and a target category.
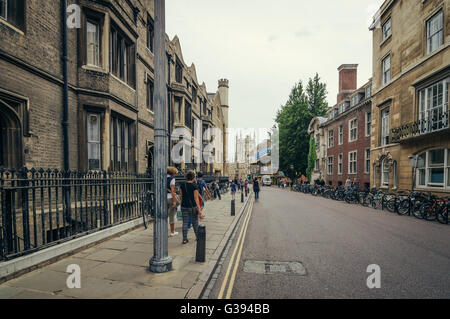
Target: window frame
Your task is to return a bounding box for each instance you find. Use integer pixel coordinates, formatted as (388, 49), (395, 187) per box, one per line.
(381, 107), (390, 146)
(338, 125), (343, 145)
(0, 0), (25, 31)
(328, 129), (334, 148)
(348, 151), (357, 175)
(338, 154), (343, 175)
(418, 77), (449, 135)
(382, 55), (391, 85)
(0, 0), (7, 20)
(348, 118), (358, 142)
(426, 10), (444, 54)
(328, 156), (334, 175)
(381, 158), (389, 187)
(147, 77), (154, 112)
(109, 22), (136, 88)
(366, 112), (371, 137)
(87, 112), (102, 171)
(147, 15), (154, 53)
(382, 17), (391, 42)
(365, 148), (371, 174)
(86, 18), (101, 67)
(416, 148), (449, 189)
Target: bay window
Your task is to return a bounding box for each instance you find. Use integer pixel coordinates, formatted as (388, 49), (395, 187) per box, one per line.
(110, 115), (132, 172)
(416, 149), (450, 189)
(419, 77), (449, 134)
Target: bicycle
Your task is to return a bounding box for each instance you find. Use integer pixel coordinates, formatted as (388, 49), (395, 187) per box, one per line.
(142, 190), (154, 229)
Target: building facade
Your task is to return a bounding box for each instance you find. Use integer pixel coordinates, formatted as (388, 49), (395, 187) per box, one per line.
(0, 0), (229, 176)
(308, 117), (328, 182)
(321, 65), (373, 189)
(369, 0), (449, 194)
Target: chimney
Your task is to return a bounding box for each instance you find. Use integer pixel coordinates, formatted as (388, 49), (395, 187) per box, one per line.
(337, 64), (358, 103)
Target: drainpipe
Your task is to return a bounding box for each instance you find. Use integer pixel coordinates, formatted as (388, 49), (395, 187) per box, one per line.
(62, 0), (71, 225)
(62, 0), (69, 171)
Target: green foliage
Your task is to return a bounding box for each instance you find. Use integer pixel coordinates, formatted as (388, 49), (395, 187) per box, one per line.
(306, 137), (317, 181)
(275, 74), (328, 178)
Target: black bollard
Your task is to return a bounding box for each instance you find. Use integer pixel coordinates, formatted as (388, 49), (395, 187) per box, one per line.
(196, 225), (206, 263)
(231, 199), (235, 216)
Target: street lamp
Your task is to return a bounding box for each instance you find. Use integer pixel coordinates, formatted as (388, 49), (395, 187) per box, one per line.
(149, 0), (172, 273)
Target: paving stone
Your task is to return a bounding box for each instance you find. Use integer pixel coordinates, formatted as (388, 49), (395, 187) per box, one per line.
(119, 285), (188, 299)
(60, 277), (136, 299)
(10, 290), (74, 299)
(97, 240), (131, 251)
(84, 249), (123, 262)
(6, 270), (69, 293)
(47, 257), (103, 273)
(0, 286), (24, 299)
(108, 250), (150, 267)
(85, 262), (149, 283)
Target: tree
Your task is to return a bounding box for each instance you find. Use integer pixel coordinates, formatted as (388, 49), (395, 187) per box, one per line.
(306, 137), (317, 182)
(275, 74), (328, 179)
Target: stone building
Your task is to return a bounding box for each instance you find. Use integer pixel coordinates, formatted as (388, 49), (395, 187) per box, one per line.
(369, 0), (449, 194)
(321, 65), (373, 189)
(0, 0), (229, 176)
(308, 116), (328, 182)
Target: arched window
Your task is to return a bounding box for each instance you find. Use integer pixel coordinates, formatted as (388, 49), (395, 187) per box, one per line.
(381, 158), (389, 187)
(416, 149), (450, 190)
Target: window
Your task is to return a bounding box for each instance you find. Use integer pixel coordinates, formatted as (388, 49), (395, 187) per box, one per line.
(339, 125), (343, 145)
(381, 158), (389, 187)
(381, 107), (390, 146)
(109, 23), (135, 87)
(349, 151), (357, 174)
(338, 154), (343, 175)
(328, 129), (334, 148)
(175, 60), (183, 83)
(185, 101), (192, 128)
(0, 0), (24, 30)
(315, 159), (319, 171)
(87, 113), (101, 170)
(328, 156), (333, 175)
(419, 77), (449, 134)
(147, 78), (154, 111)
(339, 103), (344, 114)
(0, 0), (6, 20)
(366, 112), (371, 137)
(427, 10), (444, 54)
(366, 85), (372, 98)
(365, 149), (371, 174)
(147, 15), (154, 53)
(110, 116), (131, 172)
(416, 149), (450, 189)
(382, 18), (391, 41)
(351, 95), (359, 107)
(349, 119), (358, 142)
(382, 55), (391, 85)
(87, 20), (100, 67)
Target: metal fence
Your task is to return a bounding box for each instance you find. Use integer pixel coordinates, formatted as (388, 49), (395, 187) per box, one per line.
(0, 168), (154, 261)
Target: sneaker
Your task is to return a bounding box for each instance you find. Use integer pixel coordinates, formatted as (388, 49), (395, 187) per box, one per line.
(170, 232), (179, 237)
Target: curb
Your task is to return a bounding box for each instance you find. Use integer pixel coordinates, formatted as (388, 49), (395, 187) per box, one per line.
(185, 191), (253, 299)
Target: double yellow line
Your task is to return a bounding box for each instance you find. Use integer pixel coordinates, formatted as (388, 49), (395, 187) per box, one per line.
(218, 198), (254, 299)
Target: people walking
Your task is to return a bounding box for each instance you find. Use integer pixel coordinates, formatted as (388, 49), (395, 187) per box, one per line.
(231, 179), (237, 200)
(253, 177), (261, 201)
(179, 171), (203, 245)
(213, 180), (222, 200)
(167, 167), (179, 237)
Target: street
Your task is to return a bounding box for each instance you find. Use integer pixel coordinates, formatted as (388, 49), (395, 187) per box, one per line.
(209, 187), (450, 299)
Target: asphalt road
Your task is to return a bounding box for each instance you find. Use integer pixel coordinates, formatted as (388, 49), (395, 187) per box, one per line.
(209, 187), (450, 299)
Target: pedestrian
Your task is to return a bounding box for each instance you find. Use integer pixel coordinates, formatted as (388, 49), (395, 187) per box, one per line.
(253, 177), (261, 201)
(231, 179), (237, 200)
(197, 172), (211, 201)
(179, 171), (203, 245)
(214, 180), (222, 200)
(167, 167), (179, 237)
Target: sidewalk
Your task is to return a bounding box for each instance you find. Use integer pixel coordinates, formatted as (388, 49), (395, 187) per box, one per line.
(0, 191), (250, 299)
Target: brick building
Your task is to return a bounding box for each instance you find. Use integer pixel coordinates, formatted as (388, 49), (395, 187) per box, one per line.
(369, 0), (449, 194)
(0, 0), (229, 176)
(321, 65), (373, 189)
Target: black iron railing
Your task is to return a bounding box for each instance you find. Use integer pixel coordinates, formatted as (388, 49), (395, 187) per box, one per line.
(0, 168), (154, 261)
(391, 110), (449, 143)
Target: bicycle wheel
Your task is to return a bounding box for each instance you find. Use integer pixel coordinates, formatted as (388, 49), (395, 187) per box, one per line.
(372, 198), (382, 210)
(386, 198), (397, 213)
(436, 207), (448, 225)
(363, 195), (372, 207)
(397, 200), (410, 216)
(421, 203), (437, 221)
(412, 202), (425, 219)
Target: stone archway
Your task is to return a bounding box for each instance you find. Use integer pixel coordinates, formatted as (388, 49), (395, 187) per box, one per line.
(0, 99), (23, 169)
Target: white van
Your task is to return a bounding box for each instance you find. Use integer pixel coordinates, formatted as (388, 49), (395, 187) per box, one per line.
(262, 175), (272, 186)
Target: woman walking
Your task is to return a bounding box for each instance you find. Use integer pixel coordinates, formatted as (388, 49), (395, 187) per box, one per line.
(179, 171), (203, 244)
(253, 177), (261, 201)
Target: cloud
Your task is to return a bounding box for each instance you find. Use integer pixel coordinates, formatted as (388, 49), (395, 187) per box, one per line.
(295, 28), (312, 38)
(268, 35), (279, 42)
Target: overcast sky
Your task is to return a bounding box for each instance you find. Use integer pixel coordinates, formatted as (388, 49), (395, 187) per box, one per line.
(166, 0), (384, 132)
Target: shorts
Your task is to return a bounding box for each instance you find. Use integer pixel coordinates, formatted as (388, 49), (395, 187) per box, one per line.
(167, 198), (177, 224)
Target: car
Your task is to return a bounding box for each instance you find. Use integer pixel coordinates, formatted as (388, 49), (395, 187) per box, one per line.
(262, 175), (272, 186)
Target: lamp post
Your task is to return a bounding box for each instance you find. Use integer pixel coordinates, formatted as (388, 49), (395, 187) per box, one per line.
(149, 0), (172, 273)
